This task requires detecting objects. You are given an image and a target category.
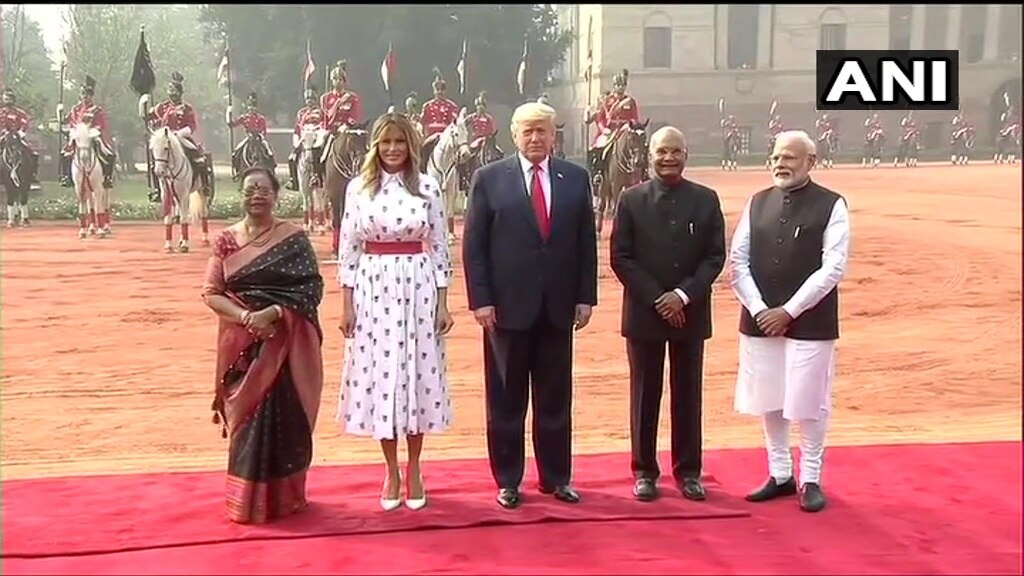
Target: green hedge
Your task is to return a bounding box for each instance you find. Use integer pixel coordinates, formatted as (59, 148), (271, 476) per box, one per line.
(27, 190), (311, 221)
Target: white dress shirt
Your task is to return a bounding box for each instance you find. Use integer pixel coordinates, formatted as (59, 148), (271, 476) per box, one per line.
(517, 153), (552, 216)
(729, 192), (851, 320)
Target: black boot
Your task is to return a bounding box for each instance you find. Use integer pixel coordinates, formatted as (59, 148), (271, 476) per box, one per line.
(60, 155), (73, 188)
(287, 157), (299, 191)
(101, 158), (115, 188)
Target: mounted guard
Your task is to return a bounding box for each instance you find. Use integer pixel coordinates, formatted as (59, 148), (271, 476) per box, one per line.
(320, 60), (364, 157)
(0, 87), (40, 187)
(60, 76), (116, 190)
(459, 91), (502, 193)
(894, 111), (921, 167)
(321, 60), (368, 260)
(287, 86), (327, 191)
(405, 91), (424, 136)
(421, 67), (461, 168)
(950, 110), (975, 165)
(145, 72), (212, 195)
(996, 101), (1021, 164)
(228, 91), (275, 178)
(585, 69), (640, 181)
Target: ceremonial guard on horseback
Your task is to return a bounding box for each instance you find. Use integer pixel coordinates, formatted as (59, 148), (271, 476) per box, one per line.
(404, 91), (424, 136)
(995, 100), (1021, 164)
(0, 85), (40, 195)
(894, 110), (921, 167)
(458, 91), (502, 193)
(145, 72), (213, 196)
(60, 76), (117, 190)
(320, 60), (366, 259)
(815, 112), (838, 169)
(862, 112), (885, 167)
(321, 61), (365, 151)
(585, 69), (641, 188)
(287, 85), (327, 191)
(421, 68), (461, 167)
(950, 110), (975, 165)
(228, 91), (275, 178)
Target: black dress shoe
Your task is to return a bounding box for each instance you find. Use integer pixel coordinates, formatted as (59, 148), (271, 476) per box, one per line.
(678, 477), (707, 501)
(633, 478), (658, 501)
(745, 476), (798, 502)
(799, 482), (826, 512)
(497, 488), (521, 509)
(539, 484), (581, 503)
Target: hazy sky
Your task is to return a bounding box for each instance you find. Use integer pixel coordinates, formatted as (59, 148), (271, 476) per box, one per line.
(7, 4), (69, 61)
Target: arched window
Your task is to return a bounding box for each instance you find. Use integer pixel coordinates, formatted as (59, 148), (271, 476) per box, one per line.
(819, 8), (848, 51)
(643, 11), (672, 69)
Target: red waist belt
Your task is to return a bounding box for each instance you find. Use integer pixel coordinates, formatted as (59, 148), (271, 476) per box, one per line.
(364, 241), (423, 255)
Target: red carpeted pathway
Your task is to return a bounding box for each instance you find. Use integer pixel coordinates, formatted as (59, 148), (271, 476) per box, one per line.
(3, 442), (1021, 575)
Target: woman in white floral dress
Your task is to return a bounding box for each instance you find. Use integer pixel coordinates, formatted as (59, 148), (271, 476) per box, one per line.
(337, 112), (454, 512)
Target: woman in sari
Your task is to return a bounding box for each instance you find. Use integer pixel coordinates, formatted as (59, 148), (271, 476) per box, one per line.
(201, 166), (325, 524)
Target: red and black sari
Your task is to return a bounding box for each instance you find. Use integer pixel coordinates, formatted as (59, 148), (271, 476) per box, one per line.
(202, 220), (325, 524)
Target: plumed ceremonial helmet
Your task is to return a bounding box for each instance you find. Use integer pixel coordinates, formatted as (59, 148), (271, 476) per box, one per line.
(474, 91), (488, 108)
(304, 85), (318, 102)
(168, 72), (185, 96)
(1, 87), (14, 104)
(537, 92), (551, 105)
(613, 69), (629, 89)
(432, 67), (446, 92)
(81, 75), (97, 97)
(246, 91), (258, 107)
(405, 91), (420, 112)
(330, 60), (348, 84)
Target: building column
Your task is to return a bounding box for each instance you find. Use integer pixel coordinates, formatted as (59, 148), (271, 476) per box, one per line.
(947, 4), (962, 51)
(910, 5), (927, 50)
(756, 5), (772, 69)
(983, 4), (1000, 61)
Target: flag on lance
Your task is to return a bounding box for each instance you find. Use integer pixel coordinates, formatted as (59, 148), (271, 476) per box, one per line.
(516, 36), (528, 95)
(130, 26), (156, 96)
(456, 39), (468, 94)
(380, 42), (395, 95)
(303, 40), (316, 89)
(217, 43), (231, 89)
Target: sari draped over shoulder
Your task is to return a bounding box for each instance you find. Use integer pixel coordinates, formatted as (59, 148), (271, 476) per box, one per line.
(201, 220), (325, 524)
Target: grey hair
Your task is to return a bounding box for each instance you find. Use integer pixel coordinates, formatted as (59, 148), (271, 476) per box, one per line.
(511, 101), (557, 132)
(649, 125), (686, 149)
(775, 130), (817, 156)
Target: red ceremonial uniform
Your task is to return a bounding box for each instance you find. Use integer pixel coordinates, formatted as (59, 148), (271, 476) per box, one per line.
(151, 100), (198, 133)
(294, 106), (325, 135)
(422, 97), (460, 137)
(67, 102), (114, 148)
(321, 90), (363, 131)
(468, 111), (496, 143)
(230, 111), (268, 137)
(815, 118), (834, 134)
(591, 93), (639, 147)
(769, 119), (784, 137)
(0, 105), (31, 134)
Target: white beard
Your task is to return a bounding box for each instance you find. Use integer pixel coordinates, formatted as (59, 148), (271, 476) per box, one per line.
(773, 174), (808, 189)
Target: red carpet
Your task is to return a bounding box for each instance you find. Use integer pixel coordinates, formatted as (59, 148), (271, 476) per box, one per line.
(3, 442), (1021, 575)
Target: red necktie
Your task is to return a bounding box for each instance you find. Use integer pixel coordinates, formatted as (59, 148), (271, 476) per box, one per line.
(531, 164), (550, 239)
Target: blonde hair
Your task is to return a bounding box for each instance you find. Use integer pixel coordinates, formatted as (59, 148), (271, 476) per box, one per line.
(358, 113), (424, 197)
(510, 101), (557, 134)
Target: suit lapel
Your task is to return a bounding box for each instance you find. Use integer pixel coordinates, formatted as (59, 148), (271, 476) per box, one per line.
(548, 158), (568, 237)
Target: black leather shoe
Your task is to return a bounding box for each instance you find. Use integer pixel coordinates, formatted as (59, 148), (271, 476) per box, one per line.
(497, 488), (521, 509)
(745, 476), (798, 502)
(539, 484), (581, 504)
(679, 477), (707, 501)
(633, 478), (658, 502)
(799, 482), (826, 512)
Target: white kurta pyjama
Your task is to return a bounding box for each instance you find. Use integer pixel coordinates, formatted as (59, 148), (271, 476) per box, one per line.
(336, 172), (454, 440)
(729, 191), (851, 422)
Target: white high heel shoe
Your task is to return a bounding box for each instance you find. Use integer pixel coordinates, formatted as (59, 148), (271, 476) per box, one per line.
(405, 471), (427, 510)
(380, 471), (403, 511)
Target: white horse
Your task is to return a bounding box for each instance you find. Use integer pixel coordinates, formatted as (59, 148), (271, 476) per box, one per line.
(149, 127), (206, 253)
(426, 107), (470, 245)
(68, 122), (110, 239)
(297, 124), (329, 235)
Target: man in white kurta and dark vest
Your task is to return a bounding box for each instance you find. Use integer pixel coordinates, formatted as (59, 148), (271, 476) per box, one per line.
(728, 130), (851, 513)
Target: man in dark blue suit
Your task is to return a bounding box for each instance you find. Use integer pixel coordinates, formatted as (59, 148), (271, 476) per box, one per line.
(463, 101), (599, 509)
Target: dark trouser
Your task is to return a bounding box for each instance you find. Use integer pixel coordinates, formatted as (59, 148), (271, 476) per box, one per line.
(287, 146), (323, 191)
(484, 315), (574, 490)
(627, 338), (705, 482)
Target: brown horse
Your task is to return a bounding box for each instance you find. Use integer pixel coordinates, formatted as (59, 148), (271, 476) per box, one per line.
(324, 122), (370, 257)
(594, 120), (649, 235)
